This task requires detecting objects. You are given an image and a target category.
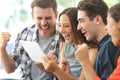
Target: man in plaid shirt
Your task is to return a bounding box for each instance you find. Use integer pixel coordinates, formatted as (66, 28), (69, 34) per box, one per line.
(0, 0), (59, 80)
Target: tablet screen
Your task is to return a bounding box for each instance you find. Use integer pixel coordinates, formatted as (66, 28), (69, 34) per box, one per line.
(20, 40), (45, 63)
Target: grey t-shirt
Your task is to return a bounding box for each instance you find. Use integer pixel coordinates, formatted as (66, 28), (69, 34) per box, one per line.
(31, 33), (55, 80)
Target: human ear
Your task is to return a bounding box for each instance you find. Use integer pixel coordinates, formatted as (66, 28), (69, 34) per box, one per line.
(93, 15), (102, 24)
(31, 11), (34, 20)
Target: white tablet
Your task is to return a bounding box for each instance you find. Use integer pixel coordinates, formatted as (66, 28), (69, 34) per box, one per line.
(20, 40), (45, 63)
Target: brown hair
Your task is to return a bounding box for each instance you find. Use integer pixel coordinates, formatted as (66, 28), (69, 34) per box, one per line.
(77, 0), (108, 25)
(109, 3), (120, 22)
(31, 0), (57, 13)
(115, 48), (120, 67)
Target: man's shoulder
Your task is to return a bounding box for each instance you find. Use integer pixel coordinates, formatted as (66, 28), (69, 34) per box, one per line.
(19, 24), (36, 33)
(17, 24), (37, 40)
(99, 36), (119, 56)
(101, 35), (113, 46)
(104, 37), (116, 47)
(22, 24), (36, 31)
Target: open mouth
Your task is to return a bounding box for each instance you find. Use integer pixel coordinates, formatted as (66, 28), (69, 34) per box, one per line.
(40, 25), (50, 32)
(41, 26), (49, 30)
(81, 30), (87, 36)
(63, 34), (70, 40)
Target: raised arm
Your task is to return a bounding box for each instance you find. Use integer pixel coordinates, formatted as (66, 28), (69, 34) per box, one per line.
(0, 32), (16, 73)
(75, 43), (98, 80)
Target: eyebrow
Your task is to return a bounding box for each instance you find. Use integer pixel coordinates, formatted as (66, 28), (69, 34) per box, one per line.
(37, 16), (52, 19)
(60, 23), (69, 26)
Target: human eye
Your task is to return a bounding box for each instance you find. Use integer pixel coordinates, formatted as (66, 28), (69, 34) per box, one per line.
(57, 23), (61, 27)
(78, 18), (84, 23)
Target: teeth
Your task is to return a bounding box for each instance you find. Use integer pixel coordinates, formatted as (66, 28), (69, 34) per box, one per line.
(63, 34), (69, 39)
(41, 26), (48, 30)
(82, 31), (86, 34)
(63, 34), (68, 37)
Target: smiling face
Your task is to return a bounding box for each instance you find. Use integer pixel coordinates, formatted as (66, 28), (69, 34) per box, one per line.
(105, 13), (120, 46)
(31, 7), (57, 36)
(77, 10), (97, 41)
(58, 14), (74, 44)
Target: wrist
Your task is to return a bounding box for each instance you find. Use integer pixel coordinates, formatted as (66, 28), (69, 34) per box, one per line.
(81, 59), (90, 67)
(53, 66), (61, 74)
(0, 47), (6, 53)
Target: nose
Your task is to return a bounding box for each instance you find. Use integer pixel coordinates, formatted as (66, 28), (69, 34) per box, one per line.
(77, 23), (82, 30)
(59, 26), (65, 33)
(104, 25), (108, 32)
(41, 19), (47, 26)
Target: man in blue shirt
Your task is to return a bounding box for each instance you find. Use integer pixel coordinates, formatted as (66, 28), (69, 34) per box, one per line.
(76, 0), (119, 80)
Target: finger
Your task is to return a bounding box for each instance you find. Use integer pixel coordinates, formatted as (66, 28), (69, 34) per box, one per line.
(48, 52), (57, 60)
(58, 61), (66, 70)
(1, 32), (11, 37)
(0, 32), (11, 41)
(41, 55), (48, 63)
